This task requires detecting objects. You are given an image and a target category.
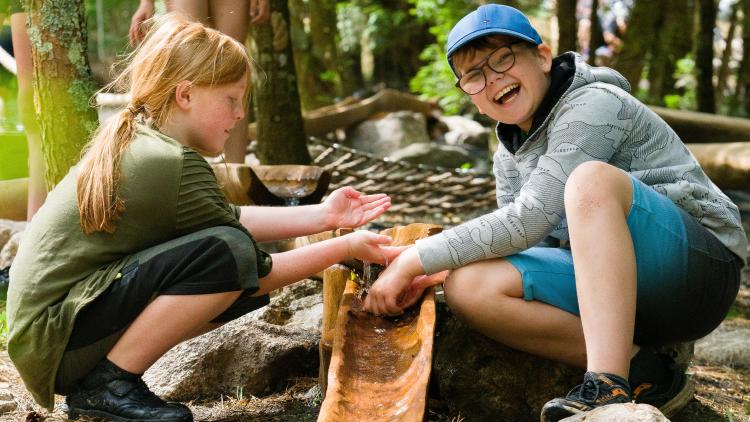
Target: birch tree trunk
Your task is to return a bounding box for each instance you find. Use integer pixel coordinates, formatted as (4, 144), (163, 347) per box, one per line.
(25, 0), (99, 188)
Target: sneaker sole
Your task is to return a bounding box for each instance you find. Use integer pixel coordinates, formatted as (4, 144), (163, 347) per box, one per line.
(69, 408), (193, 422)
(660, 374), (695, 418)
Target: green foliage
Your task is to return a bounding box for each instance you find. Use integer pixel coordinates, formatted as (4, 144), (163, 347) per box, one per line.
(0, 301), (7, 350)
(408, 0), (474, 114)
(663, 55), (696, 111)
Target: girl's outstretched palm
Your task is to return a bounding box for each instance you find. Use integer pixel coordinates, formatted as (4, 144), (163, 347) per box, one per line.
(324, 187), (391, 229)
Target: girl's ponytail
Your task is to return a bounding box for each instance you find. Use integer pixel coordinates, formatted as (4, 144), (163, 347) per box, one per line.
(76, 105), (139, 234)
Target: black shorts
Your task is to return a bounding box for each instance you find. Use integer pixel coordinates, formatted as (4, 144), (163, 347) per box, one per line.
(55, 226), (269, 394)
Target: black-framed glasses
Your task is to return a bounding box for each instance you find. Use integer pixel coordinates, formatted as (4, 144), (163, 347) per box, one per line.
(455, 42), (522, 95)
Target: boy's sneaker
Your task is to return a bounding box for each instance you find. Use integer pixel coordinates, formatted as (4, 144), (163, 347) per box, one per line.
(630, 344), (695, 417)
(540, 371), (632, 422)
(66, 358), (193, 421)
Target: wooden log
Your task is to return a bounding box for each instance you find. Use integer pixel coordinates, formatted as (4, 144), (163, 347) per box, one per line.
(0, 178), (28, 221)
(318, 223), (443, 422)
(651, 106), (750, 143)
(248, 89), (437, 139)
(686, 142), (750, 190)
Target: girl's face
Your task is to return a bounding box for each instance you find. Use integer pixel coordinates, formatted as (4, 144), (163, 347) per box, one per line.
(180, 74), (248, 155)
(454, 39), (552, 132)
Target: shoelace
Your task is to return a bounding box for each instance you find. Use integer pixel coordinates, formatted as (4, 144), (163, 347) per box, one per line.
(566, 375), (601, 405)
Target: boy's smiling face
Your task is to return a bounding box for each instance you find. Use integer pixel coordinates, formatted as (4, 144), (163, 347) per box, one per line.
(453, 36), (552, 132)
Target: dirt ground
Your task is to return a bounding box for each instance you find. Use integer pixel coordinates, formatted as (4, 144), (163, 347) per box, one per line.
(0, 327), (748, 422)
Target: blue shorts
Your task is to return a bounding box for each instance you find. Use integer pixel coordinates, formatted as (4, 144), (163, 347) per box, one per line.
(506, 176), (741, 345)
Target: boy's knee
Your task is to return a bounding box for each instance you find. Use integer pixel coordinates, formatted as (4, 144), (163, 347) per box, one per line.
(564, 161), (631, 213)
(444, 265), (486, 317)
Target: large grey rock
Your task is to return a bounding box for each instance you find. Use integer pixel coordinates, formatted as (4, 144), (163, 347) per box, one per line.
(439, 115), (491, 149)
(346, 111), (430, 157)
(259, 278), (323, 331)
(144, 314), (320, 401)
(694, 319), (750, 368)
(432, 302), (583, 421)
(389, 142), (474, 169)
(560, 403), (669, 421)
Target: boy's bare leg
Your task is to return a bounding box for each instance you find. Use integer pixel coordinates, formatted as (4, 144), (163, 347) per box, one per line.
(106, 291), (242, 374)
(210, 0), (250, 164)
(11, 14), (46, 220)
(565, 161), (635, 379)
(445, 259), (589, 368)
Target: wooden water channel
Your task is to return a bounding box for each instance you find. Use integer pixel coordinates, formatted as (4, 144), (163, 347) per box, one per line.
(318, 223), (443, 422)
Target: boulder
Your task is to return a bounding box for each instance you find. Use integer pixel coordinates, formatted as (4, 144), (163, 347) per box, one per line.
(432, 302), (583, 421)
(345, 111), (430, 157)
(694, 319), (750, 368)
(439, 115), (491, 149)
(143, 316), (320, 401)
(389, 143), (474, 169)
(560, 403), (668, 421)
(144, 278), (323, 401)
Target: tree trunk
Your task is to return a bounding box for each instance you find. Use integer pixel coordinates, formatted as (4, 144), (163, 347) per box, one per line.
(289, 0), (339, 111)
(556, 0), (577, 54)
(647, 0), (694, 104)
(249, 0), (310, 165)
(612, 0), (661, 88)
(695, 0), (717, 113)
(735, 0), (750, 114)
(716, 2), (739, 99)
(589, 0), (605, 57)
(25, 0), (99, 188)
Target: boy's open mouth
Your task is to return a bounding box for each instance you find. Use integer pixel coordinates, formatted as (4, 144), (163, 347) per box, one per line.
(494, 83), (520, 105)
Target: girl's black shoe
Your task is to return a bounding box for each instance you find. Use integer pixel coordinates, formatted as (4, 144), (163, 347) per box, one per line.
(66, 358), (193, 422)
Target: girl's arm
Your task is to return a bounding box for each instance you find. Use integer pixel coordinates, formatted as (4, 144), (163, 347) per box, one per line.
(239, 186), (391, 242)
(252, 231), (404, 296)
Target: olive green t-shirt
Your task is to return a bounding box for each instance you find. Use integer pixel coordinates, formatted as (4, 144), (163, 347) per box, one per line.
(7, 125), (262, 409)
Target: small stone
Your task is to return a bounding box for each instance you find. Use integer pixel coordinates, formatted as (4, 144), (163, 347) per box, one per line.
(0, 389), (12, 401)
(0, 399), (17, 414)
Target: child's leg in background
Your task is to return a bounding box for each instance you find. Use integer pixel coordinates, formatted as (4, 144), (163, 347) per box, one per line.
(11, 13), (46, 220)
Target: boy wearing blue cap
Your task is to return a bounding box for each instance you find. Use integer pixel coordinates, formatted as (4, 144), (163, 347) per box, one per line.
(363, 4), (746, 421)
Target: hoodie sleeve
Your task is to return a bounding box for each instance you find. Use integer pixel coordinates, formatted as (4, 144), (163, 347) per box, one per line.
(415, 85), (636, 274)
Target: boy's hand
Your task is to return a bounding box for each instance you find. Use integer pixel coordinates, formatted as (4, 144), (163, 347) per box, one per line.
(344, 231), (404, 265)
(395, 271), (449, 310)
(323, 186), (391, 230)
(129, 0), (155, 46)
(363, 247), (425, 316)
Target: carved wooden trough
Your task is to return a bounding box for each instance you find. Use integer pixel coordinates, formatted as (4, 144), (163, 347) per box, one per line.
(318, 223), (442, 422)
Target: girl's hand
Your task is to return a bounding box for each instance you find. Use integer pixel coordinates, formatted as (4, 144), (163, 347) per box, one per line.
(344, 231), (405, 265)
(129, 0), (155, 46)
(324, 187), (391, 229)
(363, 247), (424, 316)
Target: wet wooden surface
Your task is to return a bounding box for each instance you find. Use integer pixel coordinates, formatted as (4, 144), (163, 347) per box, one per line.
(318, 224), (441, 422)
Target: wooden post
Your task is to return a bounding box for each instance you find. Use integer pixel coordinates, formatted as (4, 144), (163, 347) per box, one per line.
(319, 265), (350, 396)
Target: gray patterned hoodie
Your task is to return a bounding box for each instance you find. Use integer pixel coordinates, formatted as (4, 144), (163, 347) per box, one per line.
(416, 53), (747, 274)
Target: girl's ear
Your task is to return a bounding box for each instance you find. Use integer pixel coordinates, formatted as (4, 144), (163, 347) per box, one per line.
(173, 80), (193, 110)
(536, 44), (553, 73)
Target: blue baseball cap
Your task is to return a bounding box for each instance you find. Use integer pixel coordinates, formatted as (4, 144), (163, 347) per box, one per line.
(446, 4), (542, 75)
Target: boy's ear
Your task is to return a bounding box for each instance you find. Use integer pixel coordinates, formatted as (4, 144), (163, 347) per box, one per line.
(173, 80), (193, 110)
(536, 44), (553, 73)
